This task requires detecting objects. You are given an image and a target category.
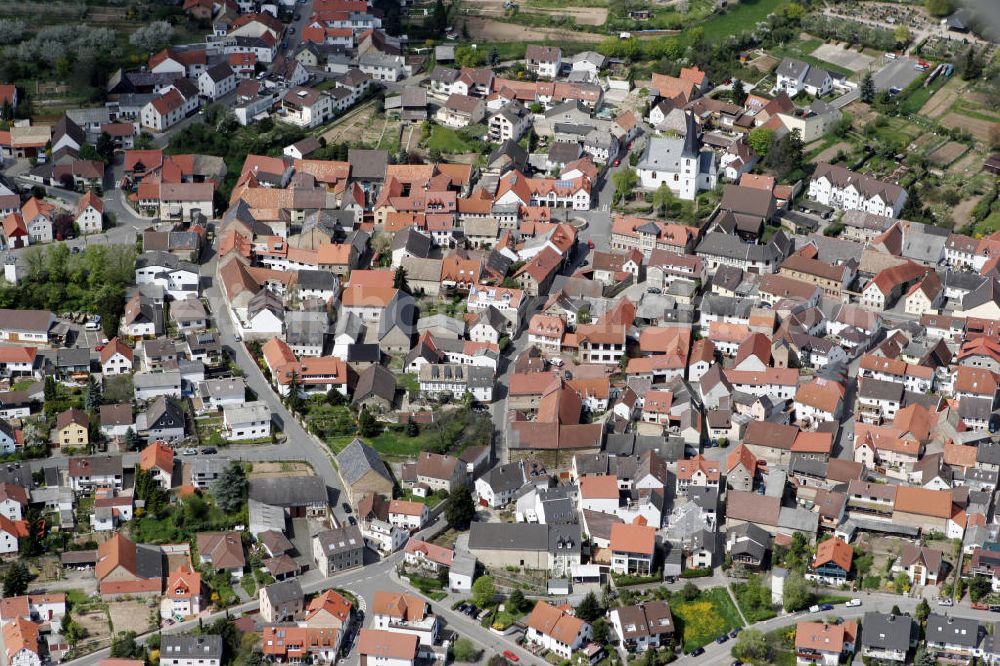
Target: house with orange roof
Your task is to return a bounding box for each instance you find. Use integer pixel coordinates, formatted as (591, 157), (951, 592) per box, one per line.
(609, 214), (696, 258)
(139, 441), (175, 489)
(403, 538), (454, 571)
(640, 389), (674, 426)
(723, 367), (799, 400)
(371, 591), (440, 645)
(99, 337), (133, 376)
(261, 337), (348, 398)
(0, 514), (28, 555)
(610, 522), (656, 575)
(527, 314), (565, 354)
(95, 533), (164, 598)
(388, 499), (429, 532)
(20, 198), (54, 244)
(574, 323), (626, 365)
(579, 474), (621, 514)
(675, 454), (720, 495)
(514, 246), (563, 297)
(861, 261), (928, 310)
(357, 629), (418, 666)
(806, 536), (853, 585)
(726, 444), (758, 492)
(261, 626), (341, 664)
(163, 566), (202, 620)
(795, 620), (857, 666)
(304, 589), (353, 629)
(526, 601), (592, 659)
(74, 191), (104, 234)
(2, 616), (41, 666)
(793, 377), (845, 424)
(892, 486), (962, 536)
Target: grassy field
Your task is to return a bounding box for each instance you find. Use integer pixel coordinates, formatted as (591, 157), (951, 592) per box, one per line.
(427, 125), (485, 154)
(327, 427), (428, 458)
(700, 0), (789, 42)
(672, 587), (743, 652)
(899, 75), (945, 115)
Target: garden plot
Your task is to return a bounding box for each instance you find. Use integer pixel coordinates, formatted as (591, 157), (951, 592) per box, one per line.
(249, 461), (314, 478)
(811, 43), (874, 73)
(940, 113), (996, 143)
(928, 141), (969, 167)
(108, 599), (155, 634)
(920, 80), (961, 119)
(462, 15), (604, 43)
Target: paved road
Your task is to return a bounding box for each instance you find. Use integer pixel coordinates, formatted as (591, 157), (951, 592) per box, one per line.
(199, 244), (350, 521)
(698, 592), (999, 665)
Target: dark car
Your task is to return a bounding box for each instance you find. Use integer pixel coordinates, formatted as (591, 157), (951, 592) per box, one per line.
(716, 635), (728, 644)
(348, 516), (356, 525)
(200, 447), (217, 455)
(293, 13), (301, 19)
(690, 647), (705, 656)
(730, 628), (740, 638)
(342, 502), (352, 513)
(819, 604), (834, 611)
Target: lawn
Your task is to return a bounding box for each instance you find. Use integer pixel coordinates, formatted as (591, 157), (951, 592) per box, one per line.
(699, 0), (790, 42)
(672, 587), (743, 652)
(427, 125), (485, 154)
(327, 427), (428, 458)
(900, 75), (945, 115)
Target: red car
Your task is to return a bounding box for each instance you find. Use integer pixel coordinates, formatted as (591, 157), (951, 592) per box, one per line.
(95, 344), (104, 352)
(502, 651), (519, 663)
(587, 240), (595, 249)
(613, 159), (620, 167)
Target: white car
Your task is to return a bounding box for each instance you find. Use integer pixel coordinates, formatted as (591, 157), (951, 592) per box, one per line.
(181, 448), (198, 456)
(845, 599), (862, 607)
(937, 597), (954, 606)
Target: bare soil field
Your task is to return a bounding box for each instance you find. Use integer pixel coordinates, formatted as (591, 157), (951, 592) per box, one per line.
(920, 82), (961, 119)
(74, 608), (112, 654)
(318, 101), (390, 147)
(748, 54), (780, 73)
(940, 112), (995, 142)
(463, 15), (604, 43)
(524, 6), (608, 25)
(108, 600), (154, 634)
(949, 150), (984, 175)
(928, 141), (969, 167)
(952, 193), (982, 227)
(813, 141), (851, 163)
(249, 461), (314, 478)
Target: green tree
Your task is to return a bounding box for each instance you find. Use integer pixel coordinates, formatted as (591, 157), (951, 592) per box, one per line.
(894, 26), (911, 46)
(432, 0), (448, 35)
(211, 462), (248, 513)
(893, 571), (910, 594)
(925, 0), (953, 17)
(732, 79), (747, 106)
(393, 266), (410, 294)
(915, 598), (930, 623)
(452, 638), (477, 662)
(680, 581), (700, 602)
(782, 572), (814, 612)
(488, 47), (499, 68)
(20, 509), (44, 556)
(357, 406), (379, 438)
(96, 132), (115, 164)
(891, 604), (902, 616)
(652, 183), (675, 216)
(285, 371), (304, 413)
(969, 575), (993, 602)
(764, 129), (805, 181)
(472, 575), (495, 607)
(732, 628), (772, 663)
(445, 484), (476, 530)
(62, 612), (86, 645)
(575, 591), (602, 622)
(860, 71), (876, 104)
(123, 427), (138, 451)
(110, 631), (142, 659)
(508, 588), (526, 614)
(914, 646), (937, 666)
(85, 375), (102, 412)
(961, 46), (983, 81)
(611, 167), (638, 206)
(591, 618), (609, 646)
(748, 127), (775, 157)
(3, 561), (30, 596)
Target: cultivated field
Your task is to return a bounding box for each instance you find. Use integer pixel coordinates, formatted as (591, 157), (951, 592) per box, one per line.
(465, 0), (609, 25)
(462, 15), (604, 43)
(249, 461), (314, 478)
(927, 140), (969, 167)
(940, 113), (996, 142)
(318, 100), (397, 148)
(812, 141), (851, 163)
(920, 79), (961, 119)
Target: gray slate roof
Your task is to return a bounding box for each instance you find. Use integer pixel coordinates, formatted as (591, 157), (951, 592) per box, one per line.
(336, 439), (392, 486)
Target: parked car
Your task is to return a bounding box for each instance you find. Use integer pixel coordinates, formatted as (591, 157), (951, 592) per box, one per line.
(342, 502), (352, 513)
(845, 599), (862, 607)
(729, 628), (740, 638)
(200, 447), (217, 455)
(689, 647), (705, 657)
(182, 448), (198, 456)
(819, 604), (834, 611)
(715, 635), (728, 644)
(809, 605), (821, 613)
(938, 598), (954, 606)
(502, 651), (519, 663)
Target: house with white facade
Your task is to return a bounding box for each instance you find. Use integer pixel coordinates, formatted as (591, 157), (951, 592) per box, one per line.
(808, 163), (907, 218)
